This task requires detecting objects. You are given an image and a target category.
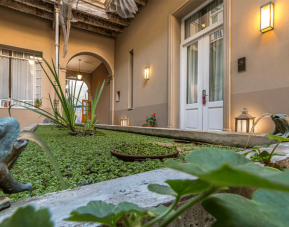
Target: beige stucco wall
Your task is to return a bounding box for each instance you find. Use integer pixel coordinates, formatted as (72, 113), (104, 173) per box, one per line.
(0, 6), (114, 128)
(231, 0), (289, 133)
(91, 63), (110, 124)
(114, 0), (186, 127)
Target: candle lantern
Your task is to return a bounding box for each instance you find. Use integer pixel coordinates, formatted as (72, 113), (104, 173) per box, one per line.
(235, 108), (255, 133)
(121, 116), (128, 126)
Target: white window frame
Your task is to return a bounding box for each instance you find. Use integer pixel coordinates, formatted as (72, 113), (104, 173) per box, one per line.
(0, 47), (42, 109)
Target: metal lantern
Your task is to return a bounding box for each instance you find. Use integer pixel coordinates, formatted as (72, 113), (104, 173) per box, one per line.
(235, 108), (255, 133)
(260, 1), (274, 33)
(120, 116), (128, 126)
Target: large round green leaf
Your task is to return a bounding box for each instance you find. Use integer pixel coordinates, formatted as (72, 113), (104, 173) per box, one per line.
(165, 148), (289, 191)
(202, 189), (289, 227)
(0, 205), (54, 227)
(65, 201), (148, 226)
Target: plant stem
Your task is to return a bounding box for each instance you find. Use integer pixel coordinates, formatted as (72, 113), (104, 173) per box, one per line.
(123, 215), (132, 227)
(158, 186), (219, 227)
(143, 197), (180, 227)
(268, 141), (281, 163)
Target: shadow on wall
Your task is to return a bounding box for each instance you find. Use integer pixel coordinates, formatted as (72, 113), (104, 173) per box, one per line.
(92, 63), (110, 124)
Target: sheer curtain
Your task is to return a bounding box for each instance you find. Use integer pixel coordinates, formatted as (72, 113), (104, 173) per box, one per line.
(11, 58), (33, 106)
(0, 56), (9, 99)
(209, 37), (223, 102)
(187, 43), (198, 104)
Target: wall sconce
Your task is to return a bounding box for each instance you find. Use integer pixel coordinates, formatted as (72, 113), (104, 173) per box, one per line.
(235, 108), (255, 133)
(260, 1), (274, 33)
(144, 67), (150, 80)
(121, 116), (128, 126)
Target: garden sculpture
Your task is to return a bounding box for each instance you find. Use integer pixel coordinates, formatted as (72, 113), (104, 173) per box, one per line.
(0, 117), (32, 194)
(269, 114), (289, 138)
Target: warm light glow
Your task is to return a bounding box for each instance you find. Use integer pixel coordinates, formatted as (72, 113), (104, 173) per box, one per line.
(77, 74), (82, 80)
(261, 1), (274, 32)
(121, 117), (128, 126)
(144, 67), (150, 80)
(202, 23), (206, 28)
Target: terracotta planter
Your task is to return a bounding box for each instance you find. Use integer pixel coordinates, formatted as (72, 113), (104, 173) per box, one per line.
(111, 148), (179, 161)
(142, 125), (153, 127)
(35, 104), (40, 108)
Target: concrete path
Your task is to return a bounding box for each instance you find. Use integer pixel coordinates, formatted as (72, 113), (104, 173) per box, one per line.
(0, 169), (196, 227)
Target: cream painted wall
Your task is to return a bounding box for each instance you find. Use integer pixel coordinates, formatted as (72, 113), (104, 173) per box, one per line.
(231, 0), (289, 133)
(91, 63), (110, 124)
(114, 0), (185, 127)
(0, 6), (114, 128)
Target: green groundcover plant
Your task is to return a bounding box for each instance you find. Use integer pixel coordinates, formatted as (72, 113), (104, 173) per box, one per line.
(114, 143), (177, 155)
(0, 126), (238, 202)
(2, 148), (289, 227)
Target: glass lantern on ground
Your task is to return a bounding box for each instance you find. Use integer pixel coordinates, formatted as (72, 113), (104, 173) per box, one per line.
(121, 117), (128, 126)
(235, 108), (255, 133)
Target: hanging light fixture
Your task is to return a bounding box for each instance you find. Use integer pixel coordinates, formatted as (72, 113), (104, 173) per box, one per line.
(77, 59), (82, 80)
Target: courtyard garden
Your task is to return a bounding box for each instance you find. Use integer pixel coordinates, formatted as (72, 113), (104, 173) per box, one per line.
(1, 125), (240, 202)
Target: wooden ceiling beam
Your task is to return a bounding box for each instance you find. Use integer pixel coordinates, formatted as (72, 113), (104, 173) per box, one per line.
(0, 0), (53, 20)
(13, 0), (123, 32)
(43, 0), (130, 26)
(0, 0), (118, 37)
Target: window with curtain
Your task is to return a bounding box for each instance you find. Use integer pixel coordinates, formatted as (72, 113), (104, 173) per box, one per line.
(187, 43), (198, 104)
(0, 47), (42, 108)
(185, 0), (223, 39)
(209, 29), (223, 102)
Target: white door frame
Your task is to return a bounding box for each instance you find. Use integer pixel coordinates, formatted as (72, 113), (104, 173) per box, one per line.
(180, 5), (224, 130)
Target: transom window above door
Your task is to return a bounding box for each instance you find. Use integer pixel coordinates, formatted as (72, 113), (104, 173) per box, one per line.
(184, 0), (223, 39)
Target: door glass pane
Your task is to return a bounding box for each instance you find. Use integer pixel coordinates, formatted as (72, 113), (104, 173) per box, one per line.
(187, 43), (198, 104)
(209, 29), (223, 102)
(185, 0), (223, 39)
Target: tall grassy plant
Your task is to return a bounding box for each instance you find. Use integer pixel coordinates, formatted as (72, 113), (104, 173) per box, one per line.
(12, 59), (85, 132)
(84, 80), (105, 131)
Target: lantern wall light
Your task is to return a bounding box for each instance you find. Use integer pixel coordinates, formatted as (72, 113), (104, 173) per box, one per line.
(121, 116), (128, 126)
(144, 67), (150, 80)
(235, 108), (255, 133)
(260, 1), (274, 33)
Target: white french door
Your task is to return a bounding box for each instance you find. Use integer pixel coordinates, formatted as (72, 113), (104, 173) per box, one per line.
(182, 28), (224, 131)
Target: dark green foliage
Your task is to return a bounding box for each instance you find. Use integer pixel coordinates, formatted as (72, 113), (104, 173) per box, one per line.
(202, 189), (289, 227)
(0, 205), (53, 227)
(114, 143), (177, 155)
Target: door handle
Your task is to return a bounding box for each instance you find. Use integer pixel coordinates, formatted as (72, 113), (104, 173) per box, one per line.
(202, 90), (208, 104)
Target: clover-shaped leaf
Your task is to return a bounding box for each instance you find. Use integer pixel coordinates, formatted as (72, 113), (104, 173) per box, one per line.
(202, 189), (289, 227)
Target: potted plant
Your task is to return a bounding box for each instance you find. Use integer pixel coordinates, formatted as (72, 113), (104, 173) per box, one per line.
(35, 98), (42, 108)
(142, 113), (156, 127)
